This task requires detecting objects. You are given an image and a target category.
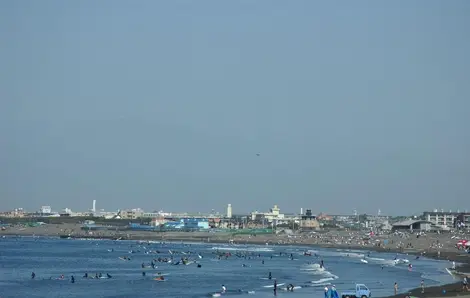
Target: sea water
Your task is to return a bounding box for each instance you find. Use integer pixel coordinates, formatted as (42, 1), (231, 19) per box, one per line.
(0, 237), (456, 298)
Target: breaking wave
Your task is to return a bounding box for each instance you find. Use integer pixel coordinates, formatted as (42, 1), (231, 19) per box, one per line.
(210, 246), (274, 252)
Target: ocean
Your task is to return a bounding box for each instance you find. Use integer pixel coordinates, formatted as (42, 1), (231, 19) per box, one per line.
(0, 237), (456, 298)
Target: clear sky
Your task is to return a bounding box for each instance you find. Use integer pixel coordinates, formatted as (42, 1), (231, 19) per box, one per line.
(1, 1), (469, 215)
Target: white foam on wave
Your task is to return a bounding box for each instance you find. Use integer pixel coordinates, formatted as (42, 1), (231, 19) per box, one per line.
(301, 263), (325, 273)
(311, 277), (335, 284)
(210, 246), (274, 252)
(338, 252), (365, 258)
(366, 257), (397, 266)
(301, 263), (339, 280)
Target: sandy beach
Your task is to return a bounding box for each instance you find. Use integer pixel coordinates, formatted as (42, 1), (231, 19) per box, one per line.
(2, 223), (470, 297)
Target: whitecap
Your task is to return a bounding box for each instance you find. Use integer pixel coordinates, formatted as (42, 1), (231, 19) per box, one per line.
(210, 246), (274, 252)
(311, 277), (335, 284)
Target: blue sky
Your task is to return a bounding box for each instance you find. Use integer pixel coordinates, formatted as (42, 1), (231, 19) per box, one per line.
(1, 1), (469, 215)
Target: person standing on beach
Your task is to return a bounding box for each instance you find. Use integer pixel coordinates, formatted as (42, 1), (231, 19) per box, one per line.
(394, 282), (398, 295)
(463, 277), (468, 292)
(421, 280), (425, 293)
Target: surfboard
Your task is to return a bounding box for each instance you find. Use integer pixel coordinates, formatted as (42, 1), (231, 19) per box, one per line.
(264, 283), (285, 288)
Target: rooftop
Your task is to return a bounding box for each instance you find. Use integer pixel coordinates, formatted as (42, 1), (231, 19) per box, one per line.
(393, 220), (431, 226)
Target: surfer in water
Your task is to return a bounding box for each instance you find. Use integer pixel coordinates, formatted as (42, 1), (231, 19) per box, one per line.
(274, 280), (278, 296)
(320, 260), (324, 269)
(31, 272), (35, 279)
(71, 276), (75, 283)
(268, 272), (272, 280)
(221, 285), (226, 293)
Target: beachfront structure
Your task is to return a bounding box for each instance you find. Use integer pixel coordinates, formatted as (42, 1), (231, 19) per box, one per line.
(118, 208), (144, 219)
(128, 222), (157, 231)
(455, 213), (470, 229)
(300, 209), (320, 230)
(150, 217), (168, 226)
(40, 206), (52, 214)
(181, 218), (209, 229)
(161, 218), (210, 230)
(391, 220), (432, 232)
(422, 211), (470, 229)
(250, 205), (285, 223)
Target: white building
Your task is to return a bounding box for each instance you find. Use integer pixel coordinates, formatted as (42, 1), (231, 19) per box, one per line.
(251, 205), (285, 223)
(226, 204), (232, 218)
(40, 206), (52, 214)
(423, 211), (458, 228)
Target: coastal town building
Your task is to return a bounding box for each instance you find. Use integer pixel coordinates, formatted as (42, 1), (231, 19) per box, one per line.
(118, 208), (144, 219)
(299, 209), (320, 230)
(455, 213), (470, 229)
(392, 219), (432, 232)
(423, 210), (470, 228)
(316, 213), (333, 221)
(40, 206), (52, 214)
(0, 208), (26, 218)
(250, 205), (285, 223)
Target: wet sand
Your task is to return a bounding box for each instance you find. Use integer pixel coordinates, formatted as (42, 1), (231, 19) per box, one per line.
(383, 282), (470, 298)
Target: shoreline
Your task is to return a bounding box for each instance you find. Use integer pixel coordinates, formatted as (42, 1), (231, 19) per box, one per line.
(2, 228), (470, 298)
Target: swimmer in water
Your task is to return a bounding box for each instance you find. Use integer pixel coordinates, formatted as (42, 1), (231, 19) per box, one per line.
(222, 285), (226, 293)
(268, 272), (272, 280)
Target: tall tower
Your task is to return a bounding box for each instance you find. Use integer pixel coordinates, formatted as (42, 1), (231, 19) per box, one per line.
(226, 204), (232, 218)
(92, 200), (96, 213)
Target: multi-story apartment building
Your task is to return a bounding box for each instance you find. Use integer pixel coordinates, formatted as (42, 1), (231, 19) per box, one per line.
(423, 211), (470, 228)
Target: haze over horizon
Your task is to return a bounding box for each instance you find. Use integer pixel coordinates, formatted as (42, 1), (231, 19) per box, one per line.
(1, 1), (469, 216)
